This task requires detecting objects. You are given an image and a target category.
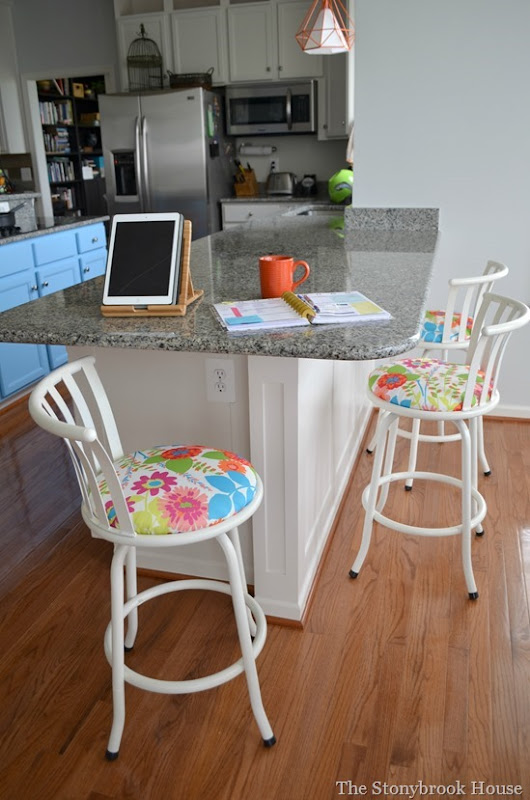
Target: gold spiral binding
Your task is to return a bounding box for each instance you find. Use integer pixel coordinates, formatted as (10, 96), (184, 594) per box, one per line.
(281, 291), (315, 320)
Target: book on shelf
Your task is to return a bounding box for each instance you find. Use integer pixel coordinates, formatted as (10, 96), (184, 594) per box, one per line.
(213, 291), (392, 333)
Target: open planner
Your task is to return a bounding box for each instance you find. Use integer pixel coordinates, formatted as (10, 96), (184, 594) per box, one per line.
(213, 291), (392, 332)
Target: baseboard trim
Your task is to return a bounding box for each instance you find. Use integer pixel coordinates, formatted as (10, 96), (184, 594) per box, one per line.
(489, 404), (530, 420)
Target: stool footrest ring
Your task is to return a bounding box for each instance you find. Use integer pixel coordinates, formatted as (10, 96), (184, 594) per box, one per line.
(104, 578), (267, 695)
(361, 470), (487, 538)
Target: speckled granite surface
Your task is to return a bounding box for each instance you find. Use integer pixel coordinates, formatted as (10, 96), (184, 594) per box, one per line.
(0, 215), (109, 245)
(345, 207), (439, 231)
(0, 209), (439, 362)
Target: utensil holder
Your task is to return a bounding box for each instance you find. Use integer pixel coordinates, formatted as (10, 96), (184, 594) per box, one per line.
(234, 169), (259, 197)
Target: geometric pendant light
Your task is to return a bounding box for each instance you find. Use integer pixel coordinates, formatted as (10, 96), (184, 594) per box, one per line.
(295, 0), (354, 55)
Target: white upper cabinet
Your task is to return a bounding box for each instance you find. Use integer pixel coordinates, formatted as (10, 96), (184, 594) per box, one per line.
(115, 13), (173, 91)
(114, 1), (338, 89)
(318, 52), (351, 139)
(227, 0), (323, 83)
(276, 1), (323, 79)
(171, 8), (229, 86)
(227, 3), (276, 82)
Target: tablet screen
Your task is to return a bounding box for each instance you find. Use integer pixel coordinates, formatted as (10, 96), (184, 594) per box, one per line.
(102, 213), (184, 306)
(107, 221), (176, 297)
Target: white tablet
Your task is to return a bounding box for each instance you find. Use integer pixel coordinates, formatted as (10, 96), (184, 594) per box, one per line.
(102, 213), (184, 306)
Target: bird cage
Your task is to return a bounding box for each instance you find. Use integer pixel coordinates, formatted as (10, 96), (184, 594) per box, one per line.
(127, 24), (163, 92)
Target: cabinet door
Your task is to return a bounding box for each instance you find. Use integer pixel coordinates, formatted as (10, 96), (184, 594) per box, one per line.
(317, 54), (350, 140)
(0, 271), (48, 397)
(80, 249), (107, 281)
(36, 257), (81, 370)
(277, 1), (323, 79)
(228, 4), (276, 82)
(116, 14), (173, 92)
(171, 9), (228, 86)
(33, 229), (77, 266)
(76, 222), (106, 254)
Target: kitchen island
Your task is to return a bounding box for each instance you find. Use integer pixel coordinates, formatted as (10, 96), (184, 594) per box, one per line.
(0, 207), (439, 621)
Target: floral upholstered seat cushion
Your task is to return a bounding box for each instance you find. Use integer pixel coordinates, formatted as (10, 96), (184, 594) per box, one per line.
(368, 357), (490, 412)
(98, 445), (258, 535)
(421, 310), (473, 344)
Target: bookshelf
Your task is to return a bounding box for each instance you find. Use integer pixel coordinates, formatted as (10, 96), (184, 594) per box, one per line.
(37, 75), (107, 220)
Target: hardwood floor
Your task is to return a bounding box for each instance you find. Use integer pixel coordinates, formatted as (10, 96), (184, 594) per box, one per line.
(0, 397), (529, 800)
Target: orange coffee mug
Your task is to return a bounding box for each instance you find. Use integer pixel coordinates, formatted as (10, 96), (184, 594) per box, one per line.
(259, 255), (310, 299)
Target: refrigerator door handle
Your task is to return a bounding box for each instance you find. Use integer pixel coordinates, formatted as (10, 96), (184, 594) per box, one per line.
(141, 115), (151, 212)
(134, 115), (145, 211)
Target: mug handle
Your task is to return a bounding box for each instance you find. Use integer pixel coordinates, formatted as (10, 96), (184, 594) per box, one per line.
(292, 260), (310, 290)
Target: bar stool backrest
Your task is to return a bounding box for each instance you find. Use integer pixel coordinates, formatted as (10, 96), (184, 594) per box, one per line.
(440, 260), (509, 345)
(28, 355), (135, 537)
(461, 292), (530, 411)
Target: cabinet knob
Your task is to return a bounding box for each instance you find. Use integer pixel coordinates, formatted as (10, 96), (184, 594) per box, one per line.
(31, 285), (38, 292)
(91, 237), (98, 243)
(266, 66), (271, 72)
(278, 65), (283, 71)
(247, 212), (253, 217)
(42, 281), (49, 287)
(84, 267), (90, 272)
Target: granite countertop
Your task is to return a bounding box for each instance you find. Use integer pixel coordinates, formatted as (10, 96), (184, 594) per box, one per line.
(0, 215), (109, 246)
(0, 208), (439, 362)
(220, 182), (334, 204)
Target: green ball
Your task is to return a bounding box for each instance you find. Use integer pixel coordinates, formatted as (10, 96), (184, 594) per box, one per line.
(328, 168), (353, 204)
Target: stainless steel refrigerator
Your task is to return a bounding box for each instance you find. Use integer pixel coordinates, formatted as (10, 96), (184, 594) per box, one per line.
(99, 88), (235, 239)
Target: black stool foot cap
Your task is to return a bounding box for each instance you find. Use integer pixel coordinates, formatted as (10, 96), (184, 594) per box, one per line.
(105, 750), (119, 761)
(405, 485), (413, 491)
(263, 736), (276, 748)
(124, 644), (134, 652)
(468, 592), (479, 600)
(366, 448), (374, 455)
(484, 470), (492, 477)
(349, 570), (358, 579)
(475, 528), (485, 537)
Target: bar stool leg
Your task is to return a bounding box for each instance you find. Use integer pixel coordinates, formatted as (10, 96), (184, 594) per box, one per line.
(457, 420), (478, 599)
(478, 416), (491, 476)
(351, 411), (397, 578)
(376, 415), (399, 512)
(124, 546), (138, 651)
(106, 544), (128, 760)
(366, 409), (385, 454)
(227, 527), (257, 637)
(470, 416), (484, 536)
(218, 533), (276, 747)
(404, 418), (421, 491)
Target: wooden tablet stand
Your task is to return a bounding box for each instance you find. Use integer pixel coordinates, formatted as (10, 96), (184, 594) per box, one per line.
(100, 219), (203, 318)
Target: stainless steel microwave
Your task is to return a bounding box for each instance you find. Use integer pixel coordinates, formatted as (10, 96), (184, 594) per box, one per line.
(225, 81), (316, 135)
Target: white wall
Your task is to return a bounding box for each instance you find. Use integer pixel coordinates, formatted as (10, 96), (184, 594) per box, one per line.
(353, 0), (530, 414)
(235, 134), (347, 184)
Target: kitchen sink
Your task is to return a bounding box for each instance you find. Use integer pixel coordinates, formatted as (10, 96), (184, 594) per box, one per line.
(285, 205), (344, 218)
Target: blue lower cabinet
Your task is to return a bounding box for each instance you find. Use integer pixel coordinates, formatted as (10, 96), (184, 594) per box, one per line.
(37, 256), (82, 370)
(0, 269), (48, 398)
(0, 223), (107, 400)
(80, 249), (107, 281)
(0, 341), (49, 397)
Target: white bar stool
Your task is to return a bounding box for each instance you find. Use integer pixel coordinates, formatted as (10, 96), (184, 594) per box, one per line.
(351, 293), (530, 599)
(29, 356), (276, 760)
(366, 261), (509, 486)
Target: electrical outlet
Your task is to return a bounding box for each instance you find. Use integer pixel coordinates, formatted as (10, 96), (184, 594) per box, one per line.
(269, 157), (279, 173)
(206, 358), (236, 403)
